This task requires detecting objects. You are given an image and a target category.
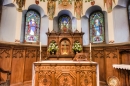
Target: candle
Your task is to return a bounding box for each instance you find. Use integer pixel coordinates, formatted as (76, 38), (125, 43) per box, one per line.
(40, 42), (41, 61)
(90, 43), (91, 52)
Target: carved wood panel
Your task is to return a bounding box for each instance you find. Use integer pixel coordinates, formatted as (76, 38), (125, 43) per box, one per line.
(35, 65), (97, 86)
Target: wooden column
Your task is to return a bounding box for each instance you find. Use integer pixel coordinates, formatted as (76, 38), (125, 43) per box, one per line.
(76, 71), (80, 86)
(92, 71), (96, 86)
(51, 71), (55, 86)
(35, 71), (39, 86)
(35, 66), (39, 86)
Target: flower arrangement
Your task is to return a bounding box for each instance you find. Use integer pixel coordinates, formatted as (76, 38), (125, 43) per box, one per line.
(72, 41), (82, 53)
(48, 41), (58, 54)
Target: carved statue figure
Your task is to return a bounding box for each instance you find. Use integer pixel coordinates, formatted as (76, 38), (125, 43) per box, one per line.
(74, 0), (82, 20)
(47, 0), (55, 20)
(14, 0), (26, 12)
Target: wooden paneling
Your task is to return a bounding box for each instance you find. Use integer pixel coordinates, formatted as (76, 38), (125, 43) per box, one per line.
(0, 43), (130, 85)
(24, 48), (37, 81)
(0, 43), (47, 85)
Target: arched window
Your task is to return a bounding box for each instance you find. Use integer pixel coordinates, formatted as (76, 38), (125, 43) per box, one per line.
(24, 10), (40, 43)
(89, 11), (105, 43)
(58, 15), (72, 33)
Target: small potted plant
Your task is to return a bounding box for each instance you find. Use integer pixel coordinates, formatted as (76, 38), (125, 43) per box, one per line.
(48, 41), (58, 55)
(72, 41), (82, 54)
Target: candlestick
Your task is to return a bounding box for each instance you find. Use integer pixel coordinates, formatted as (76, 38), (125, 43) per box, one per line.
(90, 43), (91, 52)
(40, 42), (41, 61)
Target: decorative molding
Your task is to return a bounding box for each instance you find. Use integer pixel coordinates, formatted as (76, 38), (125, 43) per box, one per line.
(25, 49), (36, 58)
(119, 49), (130, 54)
(0, 48), (10, 58)
(106, 50), (117, 58)
(93, 50), (104, 58)
(12, 49), (24, 58)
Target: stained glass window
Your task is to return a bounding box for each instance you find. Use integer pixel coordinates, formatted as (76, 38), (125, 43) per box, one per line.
(128, 4), (130, 25)
(58, 15), (72, 33)
(24, 10), (40, 43)
(90, 11), (105, 43)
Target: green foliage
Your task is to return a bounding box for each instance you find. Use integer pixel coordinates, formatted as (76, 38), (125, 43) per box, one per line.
(72, 41), (82, 52)
(48, 41), (58, 53)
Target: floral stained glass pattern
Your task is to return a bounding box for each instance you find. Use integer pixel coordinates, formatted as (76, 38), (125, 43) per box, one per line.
(25, 10), (40, 43)
(59, 15), (72, 33)
(90, 12), (105, 43)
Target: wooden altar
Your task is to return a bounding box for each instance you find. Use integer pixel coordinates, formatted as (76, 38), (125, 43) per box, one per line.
(32, 61), (99, 86)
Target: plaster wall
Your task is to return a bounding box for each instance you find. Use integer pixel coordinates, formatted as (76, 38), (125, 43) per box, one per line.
(0, 6), (17, 42)
(0, 0), (129, 45)
(113, 6), (129, 43)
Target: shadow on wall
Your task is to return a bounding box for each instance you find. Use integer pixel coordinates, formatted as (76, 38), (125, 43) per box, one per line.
(0, 0), (3, 23)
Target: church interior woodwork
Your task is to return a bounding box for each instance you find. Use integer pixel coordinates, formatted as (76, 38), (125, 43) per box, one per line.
(0, 0), (130, 86)
(0, 42), (130, 86)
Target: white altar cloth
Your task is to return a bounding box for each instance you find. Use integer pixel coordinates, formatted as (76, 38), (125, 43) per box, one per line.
(113, 64), (130, 70)
(32, 60), (99, 86)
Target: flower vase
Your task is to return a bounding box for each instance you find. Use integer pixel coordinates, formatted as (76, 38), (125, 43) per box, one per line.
(50, 51), (56, 55)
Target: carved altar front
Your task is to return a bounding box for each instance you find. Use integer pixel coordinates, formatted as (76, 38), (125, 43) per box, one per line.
(32, 61), (99, 86)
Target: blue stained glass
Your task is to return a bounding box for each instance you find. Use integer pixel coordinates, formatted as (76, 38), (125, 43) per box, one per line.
(58, 15), (72, 33)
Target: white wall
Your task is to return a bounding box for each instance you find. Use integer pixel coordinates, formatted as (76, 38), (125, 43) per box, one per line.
(81, 16), (89, 45)
(40, 16), (48, 45)
(0, 6), (17, 42)
(113, 6), (129, 43)
(0, 0), (129, 45)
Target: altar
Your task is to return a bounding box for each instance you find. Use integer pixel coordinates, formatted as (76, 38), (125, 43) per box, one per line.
(32, 61), (99, 86)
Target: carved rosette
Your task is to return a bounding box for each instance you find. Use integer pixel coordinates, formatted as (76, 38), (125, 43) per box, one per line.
(57, 73), (75, 86)
(39, 71), (52, 86)
(80, 71), (92, 86)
